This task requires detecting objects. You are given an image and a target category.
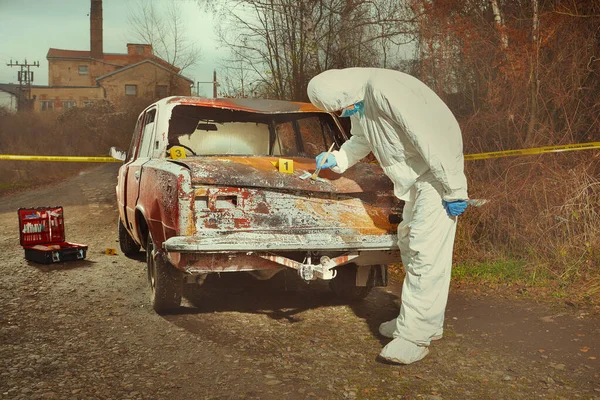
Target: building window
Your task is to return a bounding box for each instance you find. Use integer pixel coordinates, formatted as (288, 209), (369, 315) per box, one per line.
(78, 65), (88, 75)
(62, 100), (77, 109)
(82, 100), (94, 107)
(156, 85), (168, 99)
(40, 100), (54, 112)
(136, 45), (144, 55)
(125, 84), (137, 96)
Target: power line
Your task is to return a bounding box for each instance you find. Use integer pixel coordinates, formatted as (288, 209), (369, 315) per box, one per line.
(6, 59), (40, 110)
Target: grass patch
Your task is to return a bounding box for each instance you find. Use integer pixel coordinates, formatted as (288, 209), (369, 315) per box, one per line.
(452, 259), (551, 286)
(0, 182), (32, 190)
(452, 260), (600, 310)
(0, 182), (37, 195)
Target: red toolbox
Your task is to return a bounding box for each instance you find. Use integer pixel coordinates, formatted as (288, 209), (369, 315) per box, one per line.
(18, 206), (88, 264)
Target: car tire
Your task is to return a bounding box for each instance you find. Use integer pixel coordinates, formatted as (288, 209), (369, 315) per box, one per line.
(147, 231), (183, 314)
(329, 264), (374, 302)
(118, 218), (140, 256)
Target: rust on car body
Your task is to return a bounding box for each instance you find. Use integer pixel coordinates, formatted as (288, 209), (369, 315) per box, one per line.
(181, 157), (392, 194)
(167, 96), (323, 114)
(116, 95), (401, 290)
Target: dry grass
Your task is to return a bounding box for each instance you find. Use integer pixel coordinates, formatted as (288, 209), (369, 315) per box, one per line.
(0, 99), (151, 195)
(1, 100), (599, 307)
(456, 151), (600, 307)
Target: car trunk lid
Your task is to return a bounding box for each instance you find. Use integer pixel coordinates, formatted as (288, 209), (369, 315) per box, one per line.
(177, 156), (393, 194)
(179, 157), (402, 237)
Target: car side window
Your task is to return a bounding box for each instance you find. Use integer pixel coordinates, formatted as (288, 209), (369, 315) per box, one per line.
(125, 115), (144, 162)
(273, 121), (299, 157)
(272, 114), (341, 158)
(297, 116), (335, 157)
(138, 109), (157, 158)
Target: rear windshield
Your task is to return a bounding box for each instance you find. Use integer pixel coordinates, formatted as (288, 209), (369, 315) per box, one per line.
(167, 105), (343, 157)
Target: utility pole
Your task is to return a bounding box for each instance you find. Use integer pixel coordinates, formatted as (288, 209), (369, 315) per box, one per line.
(213, 70), (218, 98)
(7, 59), (40, 110)
(196, 70), (219, 98)
(240, 63), (244, 98)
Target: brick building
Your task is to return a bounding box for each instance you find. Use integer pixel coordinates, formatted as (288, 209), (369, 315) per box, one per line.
(30, 0), (192, 112)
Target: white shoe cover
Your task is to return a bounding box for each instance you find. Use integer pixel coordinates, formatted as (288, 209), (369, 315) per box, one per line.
(378, 319), (443, 341)
(379, 337), (429, 365)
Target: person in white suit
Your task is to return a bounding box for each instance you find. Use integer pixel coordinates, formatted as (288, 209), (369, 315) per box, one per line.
(307, 68), (469, 364)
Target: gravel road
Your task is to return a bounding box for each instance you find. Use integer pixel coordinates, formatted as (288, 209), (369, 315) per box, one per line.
(1, 164), (599, 400)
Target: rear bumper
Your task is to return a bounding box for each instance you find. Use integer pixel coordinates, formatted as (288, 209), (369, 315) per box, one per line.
(163, 230), (398, 252)
(162, 231), (399, 279)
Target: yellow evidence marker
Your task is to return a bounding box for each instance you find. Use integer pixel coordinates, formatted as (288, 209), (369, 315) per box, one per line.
(270, 158), (294, 174)
(169, 146), (187, 159)
(278, 158), (294, 174)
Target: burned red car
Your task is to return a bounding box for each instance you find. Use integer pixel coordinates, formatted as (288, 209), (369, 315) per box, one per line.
(114, 96), (401, 313)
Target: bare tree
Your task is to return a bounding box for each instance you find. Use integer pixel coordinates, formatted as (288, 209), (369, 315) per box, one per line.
(526, 0), (539, 143)
(128, 0), (201, 72)
(218, 61), (260, 98)
(490, 0), (508, 50)
(203, 0), (416, 100)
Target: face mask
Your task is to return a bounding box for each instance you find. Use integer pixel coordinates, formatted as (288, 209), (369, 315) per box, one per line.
(339, 101), (365, 118)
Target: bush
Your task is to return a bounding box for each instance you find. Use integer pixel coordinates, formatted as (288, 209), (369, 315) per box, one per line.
(0, 98), (153, 195)
(455, 151), (600, 304)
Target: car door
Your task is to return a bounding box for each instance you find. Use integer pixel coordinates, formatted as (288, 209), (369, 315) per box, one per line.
(117, 113), (143, 235)
(123, 107), (157, 244)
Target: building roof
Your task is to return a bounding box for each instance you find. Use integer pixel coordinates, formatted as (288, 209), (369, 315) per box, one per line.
(47, 48), (93, 59)
(0, 83), (20, 96)
(46, 48), (179, 72)
(95, 60), (193, 84)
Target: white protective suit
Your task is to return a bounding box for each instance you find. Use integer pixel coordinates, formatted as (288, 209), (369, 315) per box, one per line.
(307, 68), (468, 364)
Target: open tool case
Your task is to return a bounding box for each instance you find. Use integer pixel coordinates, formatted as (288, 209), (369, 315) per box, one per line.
(18, 206), (88, 264)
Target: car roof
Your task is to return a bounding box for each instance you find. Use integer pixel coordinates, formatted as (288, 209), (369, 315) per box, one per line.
(159, 96), (325, 114)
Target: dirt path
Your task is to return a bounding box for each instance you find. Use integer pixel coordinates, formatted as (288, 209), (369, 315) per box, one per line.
(1, 164), (599, 400)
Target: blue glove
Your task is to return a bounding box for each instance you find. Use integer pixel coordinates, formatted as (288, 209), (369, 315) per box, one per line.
(315, 152), (337, 169)
(339, 101), (365, 118)
(443, 200), (468, 217)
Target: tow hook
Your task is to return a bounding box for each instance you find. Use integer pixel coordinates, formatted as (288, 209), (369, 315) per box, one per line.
(299, 264), (314, 280)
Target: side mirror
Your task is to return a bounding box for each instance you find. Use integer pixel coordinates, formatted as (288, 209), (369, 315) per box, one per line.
(110, 147), (126, 161)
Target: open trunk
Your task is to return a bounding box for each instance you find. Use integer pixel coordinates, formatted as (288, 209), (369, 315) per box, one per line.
(163, 156), (402, 277)
(173, 156), (401, 235)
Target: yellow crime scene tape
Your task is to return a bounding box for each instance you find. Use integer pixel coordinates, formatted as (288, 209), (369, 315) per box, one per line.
(0, 142), (599, 163)
(464, 142), (600, 161)
(0, 155), (121, 162)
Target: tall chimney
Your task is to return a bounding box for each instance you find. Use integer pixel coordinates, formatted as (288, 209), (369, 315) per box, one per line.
(90, 0), (103, 59)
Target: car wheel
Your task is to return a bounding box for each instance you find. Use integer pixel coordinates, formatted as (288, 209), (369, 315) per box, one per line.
(329, 264), (374, 302)
(118, 218), (140, 256)
(147, 231), (183, 313)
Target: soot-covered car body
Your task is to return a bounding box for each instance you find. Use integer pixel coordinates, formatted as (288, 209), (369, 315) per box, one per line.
(115, 96), (402, 313)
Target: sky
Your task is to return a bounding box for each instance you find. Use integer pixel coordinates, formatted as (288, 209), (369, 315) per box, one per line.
(0, 0), (227, 97)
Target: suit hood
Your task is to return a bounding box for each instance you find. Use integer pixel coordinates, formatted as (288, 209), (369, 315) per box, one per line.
(307, 68), (375, 112)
